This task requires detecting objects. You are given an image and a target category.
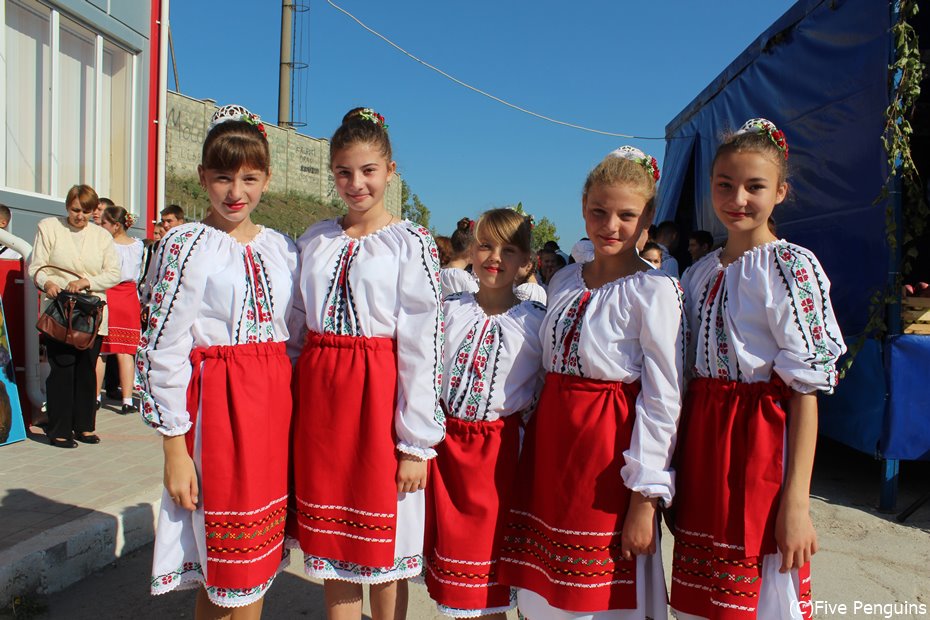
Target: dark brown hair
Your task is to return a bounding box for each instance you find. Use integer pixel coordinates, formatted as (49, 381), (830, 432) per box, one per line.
(330, 107), (392, 162)
(102, 206), (130, 230)
(712, 130), (789, 183)
(65, 184), (99, 213)
(450, 217), (473, 257)
(202, 120), (270, 173)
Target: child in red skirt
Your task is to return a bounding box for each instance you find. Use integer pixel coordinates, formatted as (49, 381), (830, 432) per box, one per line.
(137, 104), (301, 617)
(288, 107), (445, 619)
(99, 206), (144, 413)
(669, 119), (846, 620)
(498, 147), (686, 619)
(424, 208), (546, 619)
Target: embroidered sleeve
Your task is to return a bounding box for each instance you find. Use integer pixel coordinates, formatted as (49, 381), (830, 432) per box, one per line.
(135, 226), (207, 436)
(394, 226), (445, 459)
(768, 246), (846, 394)
(621, 275), (686, 505)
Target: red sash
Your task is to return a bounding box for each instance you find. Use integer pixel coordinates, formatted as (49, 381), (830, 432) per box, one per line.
(671, 376), (812, 619)
(287, 331), (399, 568)
(185, 341), (292, 590)
(425, 414), (520, 611)
(498, 373), (641, 613)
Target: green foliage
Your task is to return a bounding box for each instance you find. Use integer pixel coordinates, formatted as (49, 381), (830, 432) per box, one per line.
(164, 175), (346, 239)
(400, 179), (432, 230)
(508, 203), (559, 251)
(842, 0), (927, 375)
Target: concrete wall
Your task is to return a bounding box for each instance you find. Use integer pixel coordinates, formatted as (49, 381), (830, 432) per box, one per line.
(165, 92), (402, 217)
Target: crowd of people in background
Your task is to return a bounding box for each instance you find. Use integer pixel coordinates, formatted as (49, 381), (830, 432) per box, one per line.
(0, 194), (188, 448)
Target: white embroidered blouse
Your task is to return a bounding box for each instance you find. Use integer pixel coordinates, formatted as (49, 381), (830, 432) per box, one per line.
(440, 267), (479, 297)
(296, 218), (445, 459)
(114, 238), (145, 283)
(514, 282), (547, 304)
(541, 262), (686, 504)
(137, 223), (302, 436)
(441, 293), (546, 423)
(681, 240), (846, 393)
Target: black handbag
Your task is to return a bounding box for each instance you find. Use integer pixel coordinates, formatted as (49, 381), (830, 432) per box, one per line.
(34, 266), (106, 350)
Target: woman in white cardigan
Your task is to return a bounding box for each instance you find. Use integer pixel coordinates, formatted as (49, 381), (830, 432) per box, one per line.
(29, 184), (120, 448)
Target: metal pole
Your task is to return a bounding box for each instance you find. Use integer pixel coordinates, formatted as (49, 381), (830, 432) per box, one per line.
(278, 1), (293, 127)
(168, 26), (180, 92)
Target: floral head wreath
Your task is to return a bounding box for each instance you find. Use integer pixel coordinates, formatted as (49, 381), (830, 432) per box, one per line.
(208, 104), (267, 140)
(124, 213), (136, 228)
(608, 145), (660, 181)
(356, 108), (388, 130)
(735, 118), (788, 160)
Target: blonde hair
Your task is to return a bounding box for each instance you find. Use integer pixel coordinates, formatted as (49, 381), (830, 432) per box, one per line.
(473, 208), (532, 254)
(582, 156), (657, 212)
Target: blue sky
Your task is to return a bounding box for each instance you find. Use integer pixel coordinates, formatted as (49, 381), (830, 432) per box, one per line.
(169, 1), (795, 246)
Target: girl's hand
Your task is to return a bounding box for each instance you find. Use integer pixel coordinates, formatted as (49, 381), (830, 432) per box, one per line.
(44, 282), (62, 299)
(396, 452), (428, 493)
(163, 435), (199, 511)
(621, 493), (658, 559)
(776, 496), (817, 572)
(65, 277), (91, 292)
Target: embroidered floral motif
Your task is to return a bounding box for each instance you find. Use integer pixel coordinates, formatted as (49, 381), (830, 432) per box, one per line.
(552, 291), (592, 376)
(304, 554), (424, 582)
(322, 240), (361, 336)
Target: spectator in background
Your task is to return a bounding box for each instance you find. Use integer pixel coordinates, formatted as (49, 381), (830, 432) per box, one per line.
(440, 217), (478, 296)
(687, 230), (714, 264)
(94, 197), (115, 226)
(640, 241), (663, 269)
(160, 204), (185, 232)
(0, 204), (22, 260)
(514, 250), (547, 304)
(97, 206), (144, 414)
(543, 239), (570, 265)
(434, 235), (453, 267)
(152, 222), (166, 242)
(28, 184), (121, 448)
(538, 248), (566, 286)
(654, 220), (680, 277)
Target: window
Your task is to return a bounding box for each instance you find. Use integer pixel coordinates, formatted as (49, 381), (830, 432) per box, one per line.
(2, 0), (137, 209)
(4, 0), (51, 194)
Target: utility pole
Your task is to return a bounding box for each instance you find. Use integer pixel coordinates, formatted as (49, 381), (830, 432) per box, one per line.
(278, 1), (294, 127)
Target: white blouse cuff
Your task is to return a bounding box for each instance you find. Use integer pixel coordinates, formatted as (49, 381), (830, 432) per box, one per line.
(396, 442), (437, 460)
(620, 460), (674, 505)
(155, 421), (192, 437)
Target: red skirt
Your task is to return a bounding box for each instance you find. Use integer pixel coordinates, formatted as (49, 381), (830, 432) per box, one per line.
(186, 341), (292, 590)
(287, 331), (400, 568)
(101, 281), (141, 354)
(670, 376), (812, 620)
(425, 414), (520, 611)
(498, 372), (641, 613)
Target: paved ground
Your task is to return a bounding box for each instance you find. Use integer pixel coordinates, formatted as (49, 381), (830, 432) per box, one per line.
(1, 401), (162, 554)
(2, 403), (929, 619)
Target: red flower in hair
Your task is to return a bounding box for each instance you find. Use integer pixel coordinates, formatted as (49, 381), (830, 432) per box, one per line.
(770, 129), (789, 159)
(650, 158), (660, 181)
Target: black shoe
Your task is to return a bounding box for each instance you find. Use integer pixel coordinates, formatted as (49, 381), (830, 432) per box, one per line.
(74, 433), (101, 444)
(50, 438), (78, 449)
(96, 400), (101, 410)
(120, 404), (136, 415)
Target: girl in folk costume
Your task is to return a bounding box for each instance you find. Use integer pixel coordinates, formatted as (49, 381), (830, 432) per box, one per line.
(424, 208), (546, 619)
(669, 119), (846, 620)
(288, 107), (444, 619)
(440, 217), (479, 296)
(98, 206), (144, 414)
(137, 105), (302, 618)
(498, 148), (686, 620)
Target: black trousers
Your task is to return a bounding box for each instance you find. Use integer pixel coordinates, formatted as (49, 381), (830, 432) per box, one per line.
(45, 336), (102, 441)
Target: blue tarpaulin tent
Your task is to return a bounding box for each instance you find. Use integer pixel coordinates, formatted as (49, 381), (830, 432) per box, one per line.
(657, 0), (930, 507)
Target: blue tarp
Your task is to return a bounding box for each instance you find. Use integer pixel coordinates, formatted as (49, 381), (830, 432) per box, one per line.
(658, 0), (930, 461)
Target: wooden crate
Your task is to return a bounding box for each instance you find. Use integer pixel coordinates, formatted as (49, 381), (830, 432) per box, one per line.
(903, 296), (930, 334)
